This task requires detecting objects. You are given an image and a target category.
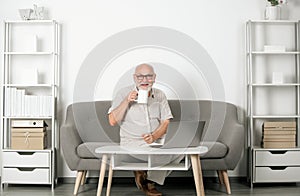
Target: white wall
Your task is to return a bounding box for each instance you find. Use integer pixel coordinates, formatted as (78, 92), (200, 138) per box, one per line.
(1, 0), (300, 178)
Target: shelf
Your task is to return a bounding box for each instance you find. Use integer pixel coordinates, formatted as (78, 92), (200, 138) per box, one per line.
(3, 84), (55, 87)
(248, 20), (299, 24)
(252, 146), (300, 151)
(113, 162), (188, 171)
(1, 18), (58, 188)
(251, 51), (300, 55)
(2, 116), (52, 119)
(252, 115), (300, 119)
(4, 20), (56, 24)
(251, 83), (300, 87)
(247, 19), (300, 185)
(4, 52), (55, 55)
(2, 148), (52, 152)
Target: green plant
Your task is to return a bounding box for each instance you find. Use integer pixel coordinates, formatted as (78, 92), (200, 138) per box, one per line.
(268, 0), (279, 6)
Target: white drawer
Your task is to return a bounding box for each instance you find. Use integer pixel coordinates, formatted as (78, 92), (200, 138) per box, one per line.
(255, 167), (300, 182)
(1, 168), (50, 184)
(256, 150), (300, 166)
(2, 151), (50, 167)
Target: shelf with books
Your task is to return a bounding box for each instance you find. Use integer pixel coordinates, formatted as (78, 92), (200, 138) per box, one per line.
(4, 87), (54, 118)
(1, 20), (59, 188)
(246, 20), (300, 185)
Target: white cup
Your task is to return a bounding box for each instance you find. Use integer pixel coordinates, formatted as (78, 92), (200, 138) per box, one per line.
(136, 89), (148, 104)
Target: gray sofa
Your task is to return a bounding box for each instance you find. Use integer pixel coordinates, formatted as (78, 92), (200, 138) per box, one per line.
(61, 100), (244, 195)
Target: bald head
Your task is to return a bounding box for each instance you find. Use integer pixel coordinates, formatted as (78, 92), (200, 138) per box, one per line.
(133, 63), (156, 90)
(135, 63), (155, 74)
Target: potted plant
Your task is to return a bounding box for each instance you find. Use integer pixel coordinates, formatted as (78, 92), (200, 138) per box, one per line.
(267, 0), (280, 6)
(265, 0), (285, 20)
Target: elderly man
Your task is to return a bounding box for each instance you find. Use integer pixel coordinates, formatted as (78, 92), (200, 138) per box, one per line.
(108, 63), (178, 196)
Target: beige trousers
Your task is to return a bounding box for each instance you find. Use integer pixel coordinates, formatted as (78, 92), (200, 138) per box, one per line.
(120, 137), (184, 185)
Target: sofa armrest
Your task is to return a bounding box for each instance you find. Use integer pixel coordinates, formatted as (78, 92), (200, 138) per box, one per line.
(221, 123), (244, 169)
(60, 124), (83, 171)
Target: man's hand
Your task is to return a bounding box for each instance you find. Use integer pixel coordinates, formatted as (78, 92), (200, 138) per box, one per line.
(142, 120), (170, 144)
(127, 90), (138, 103)
(142, 133), (154, 144)
(109, 90), (138, 126)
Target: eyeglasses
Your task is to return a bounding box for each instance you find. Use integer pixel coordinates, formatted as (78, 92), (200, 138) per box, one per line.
(135, 74), (154, 80)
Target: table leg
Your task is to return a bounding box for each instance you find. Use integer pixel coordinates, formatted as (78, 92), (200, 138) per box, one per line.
(191, 154), (205, 196)
(97, 154), (108, 196)
(106, 158), (113, 196)
(197, 155), (205, 196)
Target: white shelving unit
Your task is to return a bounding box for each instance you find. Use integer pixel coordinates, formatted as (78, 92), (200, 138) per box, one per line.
(246, 20), (300, 186)
(1, 20), (59, 188)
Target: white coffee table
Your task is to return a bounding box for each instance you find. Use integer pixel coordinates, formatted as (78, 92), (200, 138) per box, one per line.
(95, 145), (208, 196)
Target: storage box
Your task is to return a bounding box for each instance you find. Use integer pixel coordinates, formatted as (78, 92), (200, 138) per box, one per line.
(262, 121), (296, 148)
(11, 131), (47, 150)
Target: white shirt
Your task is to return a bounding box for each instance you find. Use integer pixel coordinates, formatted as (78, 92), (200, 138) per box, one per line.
(109, 85), (173, 143)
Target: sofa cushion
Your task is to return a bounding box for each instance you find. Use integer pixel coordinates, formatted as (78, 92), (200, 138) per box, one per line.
(77, 142), (118, 158)
(70, 102), (120, 143)
(201, 141), (228, 159)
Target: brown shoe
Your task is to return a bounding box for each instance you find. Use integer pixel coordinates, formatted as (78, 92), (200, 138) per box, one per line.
(143, 182), (162, 196)
(133, 171), (147, 190)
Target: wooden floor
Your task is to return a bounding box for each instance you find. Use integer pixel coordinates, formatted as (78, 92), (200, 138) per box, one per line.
(1, 177), (300, 196)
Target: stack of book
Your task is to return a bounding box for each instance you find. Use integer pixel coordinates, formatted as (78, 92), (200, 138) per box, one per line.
(262, 121), (296, 148)
(5, 87), (52, 117)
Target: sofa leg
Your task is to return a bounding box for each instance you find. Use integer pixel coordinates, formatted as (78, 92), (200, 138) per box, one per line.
(81, 170), (87, 185)
(74, 170), (84, 195)
(220, 170), (231, 194)
(217, 170), (224, 184)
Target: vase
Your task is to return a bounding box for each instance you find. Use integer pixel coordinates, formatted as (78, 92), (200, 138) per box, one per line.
(265, 6), (281, 20)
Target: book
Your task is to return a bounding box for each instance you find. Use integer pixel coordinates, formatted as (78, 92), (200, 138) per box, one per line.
(264, 127), (296, 131)
(263, 137), (295, 142)
(5, 88), (11, 116)
(11, 120), (47, 128)
(263, 130), (296, 135)
(263, 141), (296, 148)
(263, 134), (296, 141)
(263, 134), (296, 139)
(264, 121), (296, 129)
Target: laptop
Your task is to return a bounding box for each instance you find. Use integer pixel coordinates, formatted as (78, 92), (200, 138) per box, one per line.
(150, 121), (205, 149)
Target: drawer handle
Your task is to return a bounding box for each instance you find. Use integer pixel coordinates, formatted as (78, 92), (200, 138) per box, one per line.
(17, 168), (36, 172)
(269, 151), (287, 155)
(17, 152), (35, 156)
(269, 166), (287, 171)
